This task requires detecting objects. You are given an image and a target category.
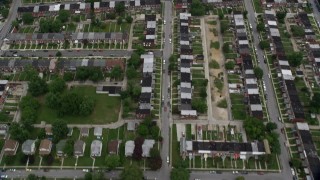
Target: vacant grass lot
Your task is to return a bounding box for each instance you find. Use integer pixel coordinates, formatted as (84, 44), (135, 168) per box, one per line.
(37, 86), (121, 124)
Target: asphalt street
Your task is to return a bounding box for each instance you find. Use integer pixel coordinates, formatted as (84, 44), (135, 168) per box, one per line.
(155, 1), (173, 180)
(309, 0), (320, 22)
(244, 0), (292, 179)
(0, 0), (21, 51)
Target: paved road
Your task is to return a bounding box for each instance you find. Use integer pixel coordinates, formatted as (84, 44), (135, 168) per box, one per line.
(2, 169), (287, 180)
(244, 0), (292, 179)
(190, 171), (286, 180)
(309, 0), (320, 22)
(1, 49), (163, 58)
(155, 1), (173, 180)
(0, 0), (21, 51)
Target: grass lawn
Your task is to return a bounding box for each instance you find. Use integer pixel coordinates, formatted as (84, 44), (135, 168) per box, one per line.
(37, 86), (121, 124)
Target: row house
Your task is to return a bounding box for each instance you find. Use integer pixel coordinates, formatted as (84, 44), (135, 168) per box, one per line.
(175, 0), (242, 9)
(18, 3), (91, 17)
(307, 43), (320, 77)
(180, 136), (270, 160)
(234, 12), (263, 119)
(136, 52), (155, 119)
(260, 0), (307, 8)
(144, 15), (157, 47)
(178, 13), (197, 119)
(295, 13), (316, 40)
(0, 59), (122, 73)
(265, 9), (305, 122)
(95, 0), (161, 11)
(5, 32), (128, 45)
(295, 123), (320, 180)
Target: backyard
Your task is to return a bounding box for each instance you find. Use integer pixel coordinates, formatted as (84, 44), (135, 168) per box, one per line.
(37, 86), (121, 124)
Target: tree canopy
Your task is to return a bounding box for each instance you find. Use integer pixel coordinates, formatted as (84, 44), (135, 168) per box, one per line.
(115, 2), (125, 15)
(48, 78), (66, 93)
(9, 122), (30, 143)
(287, 52), (303, 67)
(39, 19), (62, 33)
(52, 119), (69, 143)
(257, 22), (265, 32)
(76, 67), (104, 82)
(170, 168), (190, 180)
(254, 67), (263, 79)
(291, 25), (305, 37)
(58, 10), (70, 23)
(120, 164), (143, 180)
(310, 93), (320, 113)
(225, 61), (235, 70)
(105, 154), (120, 170)
(28, 77), (48, 97)
(190, 0), (205, 16)
(259, 40), (270, 50)
(22, 13), (34, 25)
(276, 11), (287, 23)
(110, 66), (123, 80)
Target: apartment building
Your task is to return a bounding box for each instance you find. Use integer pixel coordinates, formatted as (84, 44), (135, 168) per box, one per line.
(260, 0), (307, 8)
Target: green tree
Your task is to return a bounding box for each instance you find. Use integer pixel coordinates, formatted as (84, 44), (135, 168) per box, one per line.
(26, 174), (38, 180)
(222, 42), (230, 53)
(20, 95), (40, 110)
(225, 61), (235, 70)
(254, 67), (263, 79)
(105, 154), (120, 170)
(236, 176), (245, 180)
(191, 99), (207, 113)
(134, 45), (145, 56)
(28, 77), (48, 97)
(310, 93), (320, 113)
(0, 8), (9, 18)
(92, 172), (104, 180)
(242, 11), (248, 19)
(0, 112), (9, 122)
(52, 119), (69, 143)
(64, 139), (74, 156)
(58, 10), (70, 23)
(115, 2), (125, 15)
(48, 78), (66, 93)
(243, 117), (265, 140)
(126, 66), (138, 79)
(56, 51), (62, 57)
(110, 66), (123, 80)
(84, 172), (92, 180)
(150, 125), (160, 140)
(45, 92), (61, 109)
(291, 158), (302, 169)
(63, 72), (74, 81)
(22, 13), (34, 24)
(259, 40), (270, 49)
(218, 12), (224, 20)
(170, 167), (190, 180)
(257, 22), (265, 32)
(287, 52), (303, 67)
(12, 20), (19, 29)
(137, 124), (148, 137)
(126, 16), (133, 23)
(58, 92), (82, 116)
(79, 97), (95, 116)
(120, 164), (143, 180)
(117, 17), (123, 25)
(190, 0), (205, 16)
(128, 52), (142, 69)
(9, 122), (29, 143)
(266, 122), (277, 132)
(291, 25), (305, 37)
(276, 11), (287, 23)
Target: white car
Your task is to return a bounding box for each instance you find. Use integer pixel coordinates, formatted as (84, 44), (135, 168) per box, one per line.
(169, 39), (172, 44)
(167, 156), (169, 163)
(164, 20), (166, 25)
(278, 117), (281, 122)
(250, 24), (252, 29)
(1, 175), (7, 179)
(82, 169), (89, 172)
(163, 59), (166, 65)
